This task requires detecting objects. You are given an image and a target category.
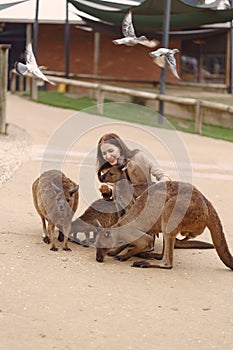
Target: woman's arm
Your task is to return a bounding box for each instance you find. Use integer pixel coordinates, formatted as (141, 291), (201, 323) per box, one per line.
(132, 151), (171, 182)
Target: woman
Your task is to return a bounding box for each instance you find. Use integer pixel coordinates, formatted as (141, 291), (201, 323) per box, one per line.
(96, 132), (170, 253)
(97, 132), (170, 187)
(97, 132), (170, 210)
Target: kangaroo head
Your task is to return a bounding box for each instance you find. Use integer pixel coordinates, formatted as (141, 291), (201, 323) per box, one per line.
(94, 219), (115, 262)
(98, 157), (130, 183)
(51, 182), (69, 212)
(52, 182), (79, 210)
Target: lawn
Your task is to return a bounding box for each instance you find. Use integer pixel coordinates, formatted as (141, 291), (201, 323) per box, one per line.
(32, 90), (233, 142)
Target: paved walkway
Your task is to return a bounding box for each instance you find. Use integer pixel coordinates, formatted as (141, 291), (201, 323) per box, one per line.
(0, 93), (233, 350)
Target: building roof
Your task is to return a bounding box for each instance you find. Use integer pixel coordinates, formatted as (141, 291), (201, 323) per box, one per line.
(0, 0), (83, 24)
(68, 0), (233, 31)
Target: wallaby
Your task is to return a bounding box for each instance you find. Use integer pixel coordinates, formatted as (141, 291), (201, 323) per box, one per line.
(98, 160), (214, 252)
(95, 181), (233, 270)
(32, 170), (79, 251)
(70, 198), (124, 247)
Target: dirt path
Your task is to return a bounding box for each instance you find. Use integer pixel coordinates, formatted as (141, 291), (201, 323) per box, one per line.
(0, 94), (233, 350)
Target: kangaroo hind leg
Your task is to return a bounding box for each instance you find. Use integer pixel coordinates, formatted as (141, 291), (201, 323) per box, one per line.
(132, 233), (176, 269)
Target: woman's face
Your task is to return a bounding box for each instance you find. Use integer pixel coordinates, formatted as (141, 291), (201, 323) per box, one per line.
(100, 142), (121, 165)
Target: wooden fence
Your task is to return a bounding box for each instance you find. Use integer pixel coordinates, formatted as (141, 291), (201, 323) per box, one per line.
(10, 70), (233, 134)
(0, 44), (11, 134)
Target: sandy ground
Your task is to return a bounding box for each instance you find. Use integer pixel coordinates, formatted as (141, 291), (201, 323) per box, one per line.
(0, 93), (233, 350)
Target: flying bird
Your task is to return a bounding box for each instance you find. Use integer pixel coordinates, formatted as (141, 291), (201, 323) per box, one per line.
(149, 48), (181, 80)
(15, 42), (56, 85)
(113, 11), (159, 48)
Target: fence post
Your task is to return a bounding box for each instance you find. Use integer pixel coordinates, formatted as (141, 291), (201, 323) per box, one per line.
(31, 78), (38, 100)
(10, 70), (16, 93)
(96, 85), (104, 114)
(25, 76), (31, 93)
(19, 75), (24, 93)
(0, 44), (11, 134)
(194, 100), (202, 134)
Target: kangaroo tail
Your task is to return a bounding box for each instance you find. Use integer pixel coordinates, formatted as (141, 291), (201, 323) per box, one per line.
(206, 199), (233, 270)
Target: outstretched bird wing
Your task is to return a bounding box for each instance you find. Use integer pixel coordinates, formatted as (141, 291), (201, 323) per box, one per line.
(25, 42), (56, 85)
(165, 51), (181, 79)
(149, 47), (181, 79)
(139, 39), (159, 48)
(122, 11), (136, 38)
(25, 42), (38, 70)
(32, 66), (56, 85)
(153, 56), (166, 68)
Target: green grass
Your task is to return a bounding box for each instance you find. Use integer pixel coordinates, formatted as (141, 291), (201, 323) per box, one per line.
(35, 91), (96, 110)
(30, 91), (233, 142)
(87, 102), (174, 129)
(169, 118), (233, 141)
(87, 102), (233, 142)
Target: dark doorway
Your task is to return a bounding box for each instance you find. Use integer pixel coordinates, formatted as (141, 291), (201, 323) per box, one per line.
(0, 23), (26, 88)
(181, 31), (227, 83)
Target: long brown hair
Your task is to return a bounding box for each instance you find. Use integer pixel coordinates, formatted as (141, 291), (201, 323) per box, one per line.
(96, 133), (138, 171)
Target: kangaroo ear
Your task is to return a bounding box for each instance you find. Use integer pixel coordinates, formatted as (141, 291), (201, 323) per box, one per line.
(117, 156), (129, 170)
(51, 182), (61, 194)
(118, 157), (130, 171)
(69, 185), (79, 196)
(93, 219), (102, 228)
(98, 162), (111, 182)
(93, 219), (103, 232)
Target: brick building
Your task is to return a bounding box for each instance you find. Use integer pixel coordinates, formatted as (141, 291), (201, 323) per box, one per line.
(0, 0), (230, 87)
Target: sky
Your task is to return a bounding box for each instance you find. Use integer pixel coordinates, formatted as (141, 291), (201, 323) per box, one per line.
(0, 0), (82, 23)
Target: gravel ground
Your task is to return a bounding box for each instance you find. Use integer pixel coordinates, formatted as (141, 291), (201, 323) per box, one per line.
(1, 95), (233, 350)
(0, 123), (32, 188)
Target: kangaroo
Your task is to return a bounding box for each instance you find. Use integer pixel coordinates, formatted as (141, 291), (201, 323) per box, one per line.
(95, 181), (233, 270)
(98, 157), (151, 201)
(70, 198), (124, 247)
(32, 170), (79, 251)
(98, 160), (214, 252)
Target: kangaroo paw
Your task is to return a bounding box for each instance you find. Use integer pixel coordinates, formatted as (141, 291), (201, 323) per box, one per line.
(43, 236), (50, 244)
(108, 251), (118, 257)
(134, 252), (163, 260)
(115, 255), (128, 262)
(63, 247), (72, 251)
(132, 260), (173, 269)
(132, 261), (151, 268)
(50, 247), (58, 251)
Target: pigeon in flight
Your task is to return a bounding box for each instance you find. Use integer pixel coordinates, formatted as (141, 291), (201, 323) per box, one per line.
(113, 11), (159, 48)
(15, 42), (56, 85)
(149, 48), (181, 79)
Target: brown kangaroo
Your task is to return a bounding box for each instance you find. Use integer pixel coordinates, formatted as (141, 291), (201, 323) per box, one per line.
(95, 181), (233, 270)
(98, 160), (214, 252)
(70, 198), (124, 247)
(32, 170), (79, 251)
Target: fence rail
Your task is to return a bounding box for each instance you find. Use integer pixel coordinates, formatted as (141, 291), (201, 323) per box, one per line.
(10, 70), (233, 134)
